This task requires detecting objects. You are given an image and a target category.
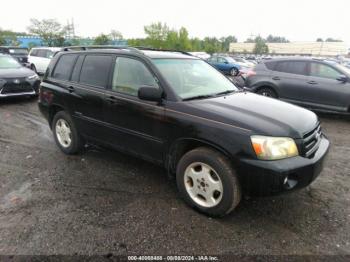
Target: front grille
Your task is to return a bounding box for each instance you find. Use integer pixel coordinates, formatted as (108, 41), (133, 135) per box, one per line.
(1, 79), (33, 94)
(14, 57), (28, 63)
(302, 123), (322, 158)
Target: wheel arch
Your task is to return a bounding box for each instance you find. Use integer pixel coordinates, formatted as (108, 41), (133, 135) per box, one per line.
(166, 138), (233, 175)
(48, 104), (65, 129)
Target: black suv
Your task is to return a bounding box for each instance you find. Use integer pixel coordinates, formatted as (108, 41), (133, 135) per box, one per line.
(245, 57), (350, 114)
(0, 46), (29, 67)
(38, 48), (329, 217)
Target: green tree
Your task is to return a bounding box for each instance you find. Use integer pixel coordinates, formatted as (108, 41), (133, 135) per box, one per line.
(253, 36), (269, 54)
(316, 38), (323, 42)
(27, 19), (68, 46)
(93, 34), (111, 45)
(220, 35), (237, 52)
(178, 27), (191, 50)
(266, 34), (289, 43)
(144, 22), (169, 48)
(109, 30), (123, 41)
(165, 30), (179, 49)
(203, 37), (222, 54)
(325, 38), (342, 42)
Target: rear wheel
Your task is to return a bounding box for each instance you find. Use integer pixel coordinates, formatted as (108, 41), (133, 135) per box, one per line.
(257, 87), (277, 98)
(52, 111), (84, 154)
(176, 147), (241, 217)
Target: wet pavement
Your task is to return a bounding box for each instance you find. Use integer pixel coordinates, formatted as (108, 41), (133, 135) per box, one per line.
(0, 97), (349, 256)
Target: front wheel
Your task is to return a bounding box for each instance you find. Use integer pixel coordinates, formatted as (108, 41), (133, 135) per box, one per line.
(52, 111), (84, 154)
(256, 87), (277, 98)
(176, 147), (241, 217)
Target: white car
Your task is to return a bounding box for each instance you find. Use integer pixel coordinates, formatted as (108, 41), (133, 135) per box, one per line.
(28, 47), (62, 74)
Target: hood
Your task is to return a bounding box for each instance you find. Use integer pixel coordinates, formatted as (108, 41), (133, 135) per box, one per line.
(186, 92), (318, 138)
(0, 67), (35, 78)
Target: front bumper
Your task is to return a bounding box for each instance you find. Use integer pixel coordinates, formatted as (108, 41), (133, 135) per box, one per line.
(238, 135), (330, 196)
(0, 79), (40, 98)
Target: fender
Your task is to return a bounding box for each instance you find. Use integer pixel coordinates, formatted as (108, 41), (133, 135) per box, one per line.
(166, 137), (235, 175)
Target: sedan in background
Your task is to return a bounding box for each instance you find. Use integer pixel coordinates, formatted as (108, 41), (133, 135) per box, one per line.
(0, 54), (40, 98)
(0, 46), (29, 67)
(207, 55), (241, 76)
(245, 57), (350, 114)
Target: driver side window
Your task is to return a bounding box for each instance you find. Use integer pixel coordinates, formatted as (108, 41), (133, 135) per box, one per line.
(112, 57), (159, 96)
(310, 63), (340, 80)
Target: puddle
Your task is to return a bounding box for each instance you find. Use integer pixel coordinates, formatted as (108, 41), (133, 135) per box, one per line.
(1, 182), (32, 210)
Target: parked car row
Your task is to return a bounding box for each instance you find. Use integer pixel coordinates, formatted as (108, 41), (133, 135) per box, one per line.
(244, 57), (350, 114)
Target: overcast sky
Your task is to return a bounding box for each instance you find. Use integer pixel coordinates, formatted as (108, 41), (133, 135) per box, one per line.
(1, 0), (349, 45)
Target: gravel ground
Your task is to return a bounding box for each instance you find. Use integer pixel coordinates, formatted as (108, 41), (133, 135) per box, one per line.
(0, 97), (349, 257)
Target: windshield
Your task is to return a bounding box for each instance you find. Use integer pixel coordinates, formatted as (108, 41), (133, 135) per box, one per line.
(9, 49), (28, 55)
(335, 64), (350, 75)
(153, 59), (238, 100)
(0, 56), (22, 69)
(225, 57), (236, 63)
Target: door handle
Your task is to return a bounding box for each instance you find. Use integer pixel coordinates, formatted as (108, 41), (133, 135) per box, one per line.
(272, 76), (280, 80)
(67, 86), (75, 93)
(307, 81), (318, 85)
(106, 95), (117, 103)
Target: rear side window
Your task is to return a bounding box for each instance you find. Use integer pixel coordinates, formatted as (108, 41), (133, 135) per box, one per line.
(274, 61), (308, 76)
(79, 55), (113, 88)
(30, 49), (38, 56)
(265, 61), (277, 70)
(37, 50), (47, 58)
(52, 55), (77, 81)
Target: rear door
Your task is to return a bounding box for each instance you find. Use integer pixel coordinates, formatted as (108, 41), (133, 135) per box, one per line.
(270, 60), (309, 103)
(103, 56), (165, 163)
(67, 54), (113, 140)
(305, 62), (350, 111)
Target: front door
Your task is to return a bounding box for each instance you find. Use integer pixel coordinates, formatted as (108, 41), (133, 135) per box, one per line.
(305, 62), (350, 111)
(103, 56), (165, 163)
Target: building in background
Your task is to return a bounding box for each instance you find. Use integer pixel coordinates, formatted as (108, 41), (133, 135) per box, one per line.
(3, 35), (127, 48)
(230, 41), (349, 57)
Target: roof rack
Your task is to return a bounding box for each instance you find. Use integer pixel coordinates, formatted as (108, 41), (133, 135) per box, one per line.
(62, 45), (143, 54)
(61, 45), (194, 57)
(133, 46), (193, 57)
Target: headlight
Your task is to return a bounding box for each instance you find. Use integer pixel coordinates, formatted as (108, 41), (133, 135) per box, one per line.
(26, 74), (39, 81)
(251, 136), (299, 160)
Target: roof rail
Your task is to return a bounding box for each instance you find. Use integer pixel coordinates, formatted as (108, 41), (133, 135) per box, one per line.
(62, 45), (143, 54)
(133, 46), (193, 57)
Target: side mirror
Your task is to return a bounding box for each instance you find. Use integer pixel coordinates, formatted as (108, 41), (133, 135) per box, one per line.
(336, 75), (348, 82)
(224, 61), (229, 64)
(138, 86), (163, 102)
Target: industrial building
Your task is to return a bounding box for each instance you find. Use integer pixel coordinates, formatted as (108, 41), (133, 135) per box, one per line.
(230, 41), (349, 56)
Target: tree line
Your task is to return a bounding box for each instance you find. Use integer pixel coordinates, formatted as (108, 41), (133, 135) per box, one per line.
(0, 19), (343, 54)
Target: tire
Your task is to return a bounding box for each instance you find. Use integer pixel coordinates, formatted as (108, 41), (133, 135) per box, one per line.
(230, 67), (239, 76)
(176, 147), (241, 217)
(30, 64), (37, 73)
(52, 111), (84, 154)
(256, 87), (277, 98)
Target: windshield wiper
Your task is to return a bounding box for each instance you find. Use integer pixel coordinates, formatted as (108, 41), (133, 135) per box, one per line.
(182, 94), (215, 101)
(214, 90), (235, 96)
